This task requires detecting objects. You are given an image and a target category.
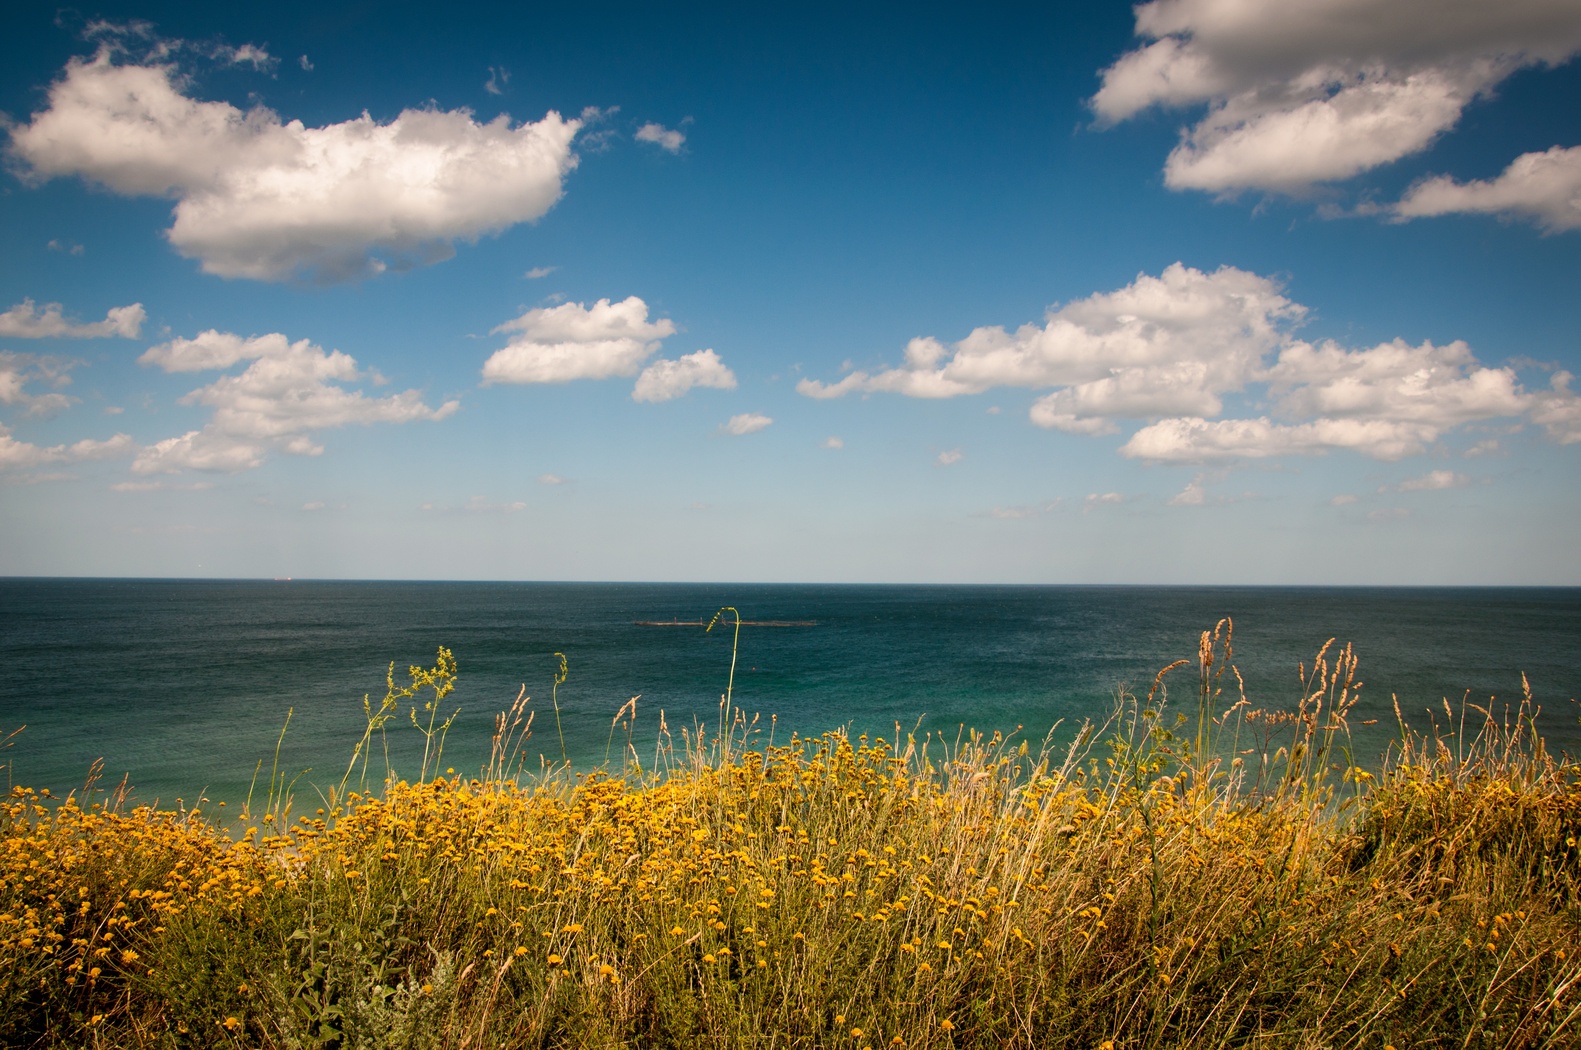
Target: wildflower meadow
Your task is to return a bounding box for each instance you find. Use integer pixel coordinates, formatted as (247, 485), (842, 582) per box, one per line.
(3, 619), (1578, 1048)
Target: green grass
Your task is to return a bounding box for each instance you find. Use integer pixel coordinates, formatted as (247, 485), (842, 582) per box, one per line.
(2, 623), (1578, 1049)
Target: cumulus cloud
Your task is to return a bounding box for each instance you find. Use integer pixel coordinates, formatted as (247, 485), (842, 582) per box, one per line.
(524, 265), (557, 279)
(801, 264), (1298, 428)
(1396, 145), (1581, 232)
(8, 48), (581, 281)
(635, 122), (685, 153)
(0, 421), (132, 471)
(133, 329), (458, 473)
(0, 299), (145, 339)
(1093, 0), (1581, 194)
(1120, 416), (1443, 462)
(632, 349), (737, 403)
(722, 412), (772, 436)
(807, 261), (1563, 463)
(481, 297), (676, 386)
(936, 448), (964, 466)
(1267, 338), (1527, 426)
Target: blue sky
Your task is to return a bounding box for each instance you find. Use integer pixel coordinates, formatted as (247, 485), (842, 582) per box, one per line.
(3, 0), (1580, 583)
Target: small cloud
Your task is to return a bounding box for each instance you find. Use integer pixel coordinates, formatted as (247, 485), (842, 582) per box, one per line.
(635, 122), (686, 153)
(936, 448), (964, 466)
(1330, 493), (1359, 506)
(821, 436), (844, 449)
(1168, 469), (1232, 507)
(110, 480), (213, 492)
(1169, 480), (1207, 506)
(47, 239), (85, 256)
(985, 406), (1002, 415)
(465, 496), (526, 513)
(537, 473), (567, 485)
(1083, 492), (1124, 514)
(103, 406), (124, 415)
(223, 43), (274, 70)
(1398, 469), (1469, 492)
(298, 55), (313, 72)
(1464, 439), (1501, 458)
(633, 349), (737, 402)
(484, 66), (510, 96)
(722, 412), (772, 436)
(0, 300), (144, 339)
(524, 266), (557, 280)
(578, 106), (621, 152)
(482, 297), (675, 386)
(987, 500), (1060, 520)
(302, 501), (325, 511)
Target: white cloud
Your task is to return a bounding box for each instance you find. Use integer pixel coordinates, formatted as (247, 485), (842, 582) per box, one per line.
(484, 66), (510, 96)
(0, 421), (132, 471)
(133, 329), (458, 474)
(481, 297), (676, 385)
(1093, 0), (1581, 194)
(821, 436), (844, 449)
(537, 473), (567, 485)
(1529, 371), (1581, 444)
(1120, 416), (1442, 462)
(222, 44), (274, 70)
(0, 352), (82, 417)
(1169, 478), (1207, 506)
(8, 49), (581, 281)
(1398, 469), (1469, 491)
(0, 299), (144, 339)
(1267, 338), (1527, 426)
(635, 122), (685, 153)
(936, 448), (964, 466)
(722, 412), (772, 436)
(808, 261), (1559, 464)
(524, 265), (557, 279)
(298, 55), (313, 72)
(800, 264), (1298, 428)
(632, 349), (737, 402)
(1083, 492), (1125, 513)
(110, 479), (212, 492)
(1396, 145), (1581, 232)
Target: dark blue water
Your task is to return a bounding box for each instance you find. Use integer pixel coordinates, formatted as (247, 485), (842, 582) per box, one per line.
(2, 580), (1578, 805)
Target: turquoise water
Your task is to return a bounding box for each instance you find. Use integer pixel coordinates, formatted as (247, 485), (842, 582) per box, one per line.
(2, 580), (1578, 805)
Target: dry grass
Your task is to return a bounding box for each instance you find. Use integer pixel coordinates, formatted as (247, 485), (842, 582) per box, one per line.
(2, 622), (1579, 1049)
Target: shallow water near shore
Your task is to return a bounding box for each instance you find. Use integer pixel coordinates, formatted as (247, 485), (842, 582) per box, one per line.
(3, 579), (1579, 805)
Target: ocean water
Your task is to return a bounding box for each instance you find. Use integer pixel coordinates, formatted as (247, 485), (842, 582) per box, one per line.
(2, 579), (1579, 806)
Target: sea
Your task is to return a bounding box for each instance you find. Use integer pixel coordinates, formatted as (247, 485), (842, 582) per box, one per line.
(2, 579), (1579, 808)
